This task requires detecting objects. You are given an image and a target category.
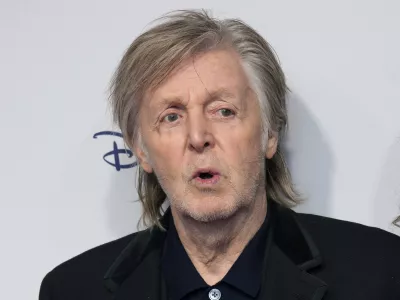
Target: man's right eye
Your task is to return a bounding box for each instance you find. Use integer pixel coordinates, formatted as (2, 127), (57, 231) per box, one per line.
(162, 113), (179, 123)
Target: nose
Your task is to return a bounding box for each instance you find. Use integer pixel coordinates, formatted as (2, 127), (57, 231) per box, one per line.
(187, 111), (215, 153)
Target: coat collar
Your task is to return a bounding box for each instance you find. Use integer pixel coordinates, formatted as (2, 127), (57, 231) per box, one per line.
(103, 201), (328, 300)
(259, 201), (328, 299)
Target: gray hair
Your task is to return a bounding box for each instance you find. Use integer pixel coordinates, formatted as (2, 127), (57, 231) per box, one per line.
(109, 9), (302, 228)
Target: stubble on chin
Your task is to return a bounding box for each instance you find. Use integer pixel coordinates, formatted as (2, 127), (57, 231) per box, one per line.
(173, 162), (264, 225)
(181, 197), (242, 223)
(154, 149), (265, 225)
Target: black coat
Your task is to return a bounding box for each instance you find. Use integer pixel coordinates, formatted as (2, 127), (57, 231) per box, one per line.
(39, 201), (400, 300)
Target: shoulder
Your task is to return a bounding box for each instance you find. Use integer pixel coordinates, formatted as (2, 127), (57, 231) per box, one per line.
(295, 213), (400, 294)
(296, 213), (400, 278)
(296, 212), (400, 252)
(39, 232), (139, 299)
(51, 232), (137, 277)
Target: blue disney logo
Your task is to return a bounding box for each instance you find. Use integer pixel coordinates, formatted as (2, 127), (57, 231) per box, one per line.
(93, 131), (137, 171)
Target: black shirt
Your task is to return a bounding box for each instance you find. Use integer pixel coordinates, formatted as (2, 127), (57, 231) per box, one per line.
(161, 209), (270, 300)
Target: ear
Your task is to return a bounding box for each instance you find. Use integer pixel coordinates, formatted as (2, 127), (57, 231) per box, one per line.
(265, 133), (278, 159)
(133, 143), (153, 173)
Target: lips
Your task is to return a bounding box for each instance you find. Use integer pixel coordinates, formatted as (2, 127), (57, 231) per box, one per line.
(191, 168), (221, 180)
(191, 168), (222, 186)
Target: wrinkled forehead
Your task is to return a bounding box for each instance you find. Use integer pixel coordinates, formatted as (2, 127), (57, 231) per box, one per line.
(144, 48), (251, 109)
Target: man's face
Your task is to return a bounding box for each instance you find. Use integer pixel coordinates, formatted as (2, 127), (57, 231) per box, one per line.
(136, 48), (276, 222)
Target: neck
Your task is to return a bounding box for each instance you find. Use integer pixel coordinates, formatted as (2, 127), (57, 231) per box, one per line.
(171, 193), (267, 285)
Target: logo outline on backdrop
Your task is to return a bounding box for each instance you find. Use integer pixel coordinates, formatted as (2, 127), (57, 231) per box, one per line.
(93, 131), (137, 171)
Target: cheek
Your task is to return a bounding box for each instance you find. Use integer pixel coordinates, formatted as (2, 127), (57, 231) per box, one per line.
(148, 142), (183, 177)
(226, 125), (263, 153)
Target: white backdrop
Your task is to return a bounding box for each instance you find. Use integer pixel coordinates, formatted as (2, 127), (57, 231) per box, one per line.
(1, 0), (400, 299)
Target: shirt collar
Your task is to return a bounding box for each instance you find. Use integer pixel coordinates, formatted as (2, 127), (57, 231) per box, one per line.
(103, 200), (328, 300)
(161, 204), (270, 300)
(223, 208), (270, 297)
(161, 215), (208, 300)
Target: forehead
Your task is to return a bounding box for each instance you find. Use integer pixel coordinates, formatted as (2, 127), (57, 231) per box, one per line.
(148, 48), (249, 105)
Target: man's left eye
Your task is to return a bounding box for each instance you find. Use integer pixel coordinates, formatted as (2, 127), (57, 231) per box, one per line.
(218, 108), (235, 117)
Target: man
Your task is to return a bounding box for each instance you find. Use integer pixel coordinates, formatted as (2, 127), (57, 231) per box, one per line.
(39, 10), (400, 300)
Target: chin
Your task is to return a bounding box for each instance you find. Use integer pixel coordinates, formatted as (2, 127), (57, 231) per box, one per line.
(170, 193), (245, 223)
(184, 204), (239, 223)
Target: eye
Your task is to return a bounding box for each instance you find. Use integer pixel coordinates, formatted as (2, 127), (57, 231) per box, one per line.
(161, 113), (180, 123)
(218, 108), (235, 117)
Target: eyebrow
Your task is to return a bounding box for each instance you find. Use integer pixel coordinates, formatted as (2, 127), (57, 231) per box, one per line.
(152, 87), (238, 110)
(151, 97), (185, 113)
(206, 87), (237, 101)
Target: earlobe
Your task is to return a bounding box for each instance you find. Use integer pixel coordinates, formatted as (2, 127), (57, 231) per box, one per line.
(134, 145), (153, 173)
(139, 159), (153, 173)
(265, 135), (278, 159)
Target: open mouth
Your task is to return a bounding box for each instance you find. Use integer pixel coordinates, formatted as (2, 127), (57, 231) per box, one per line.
(198, 172), (214, 179)
(192, 169), (221, 185)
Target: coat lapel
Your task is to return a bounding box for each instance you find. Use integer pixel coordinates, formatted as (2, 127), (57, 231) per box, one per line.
(103, 202), (328, 300)
(260, 201), (328, 300)
(110, 247), (167, 300)
(103, 212), (170, 300)
(260, 244), (328, 300)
